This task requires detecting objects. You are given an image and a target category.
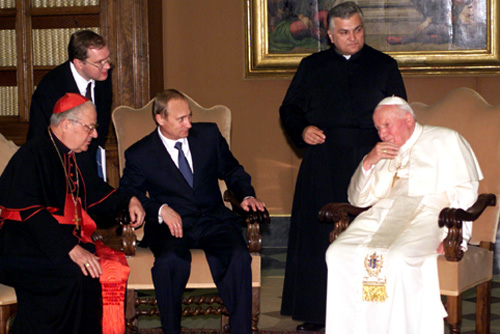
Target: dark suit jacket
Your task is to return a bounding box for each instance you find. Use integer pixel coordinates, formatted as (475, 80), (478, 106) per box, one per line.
(27, 61), (112, 152)
(119, 123), (256, 246)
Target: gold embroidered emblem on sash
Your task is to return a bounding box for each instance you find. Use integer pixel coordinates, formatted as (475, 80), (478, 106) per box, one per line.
(363, 252), (388, 302)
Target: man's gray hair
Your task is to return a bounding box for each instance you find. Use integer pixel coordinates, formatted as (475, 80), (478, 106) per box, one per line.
(375, 96), (415, 118)
(50, 101), (94, 126)
(327, 1), (364, 30)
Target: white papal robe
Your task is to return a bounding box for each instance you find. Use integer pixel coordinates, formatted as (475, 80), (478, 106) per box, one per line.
(325, 123), (482, 334)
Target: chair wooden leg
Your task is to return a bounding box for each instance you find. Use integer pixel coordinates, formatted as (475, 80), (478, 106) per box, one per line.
(251, 286), (260, 333)
(125, 289), (139, 334)
(476, 280), (491, 334)
(445, 295), (462, 334)
(0, 304), (17, 334)
(221, 314), (230, 333)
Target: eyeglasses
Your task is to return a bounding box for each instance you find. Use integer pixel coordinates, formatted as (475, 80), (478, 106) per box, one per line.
(83, 57), (112, 70)
(68, 118), (99, 133)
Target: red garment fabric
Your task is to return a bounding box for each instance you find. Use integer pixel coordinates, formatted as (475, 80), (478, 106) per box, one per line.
(96, 240), (130, 334)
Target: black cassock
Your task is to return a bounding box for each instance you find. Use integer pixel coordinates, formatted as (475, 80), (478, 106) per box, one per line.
(0, 133), (130, 334)
(280, 45), (407, 324)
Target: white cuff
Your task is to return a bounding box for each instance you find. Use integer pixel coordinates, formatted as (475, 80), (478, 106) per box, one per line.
(158, 204), (168, 224)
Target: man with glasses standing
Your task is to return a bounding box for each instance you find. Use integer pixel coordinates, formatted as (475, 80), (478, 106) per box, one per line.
(27, 30), (112, 175)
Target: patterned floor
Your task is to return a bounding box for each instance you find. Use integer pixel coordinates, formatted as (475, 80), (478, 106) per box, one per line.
(457, 279), (500, 334)
(260, 248), (500, 334)
(137, 247), (500, 333)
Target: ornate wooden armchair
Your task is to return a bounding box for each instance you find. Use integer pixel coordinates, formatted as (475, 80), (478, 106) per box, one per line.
(319, 88), (500, 334)
(112, 93), (269, 333)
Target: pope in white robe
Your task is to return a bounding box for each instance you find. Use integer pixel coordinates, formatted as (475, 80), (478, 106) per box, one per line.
(325, 96), (482, 334)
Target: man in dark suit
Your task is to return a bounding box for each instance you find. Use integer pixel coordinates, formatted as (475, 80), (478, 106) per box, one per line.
(27, 30), (112, 166)
(119, 89), (266, 334)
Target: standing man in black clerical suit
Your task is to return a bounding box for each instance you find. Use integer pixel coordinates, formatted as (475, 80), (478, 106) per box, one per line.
(280, 2), (407, 331)
(27, 29), (112, 170)
(120, 89), (266, 334)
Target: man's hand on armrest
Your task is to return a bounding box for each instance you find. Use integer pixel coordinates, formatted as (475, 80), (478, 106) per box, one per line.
(240, 196), (266, 212)
(128, 196), (145, 228)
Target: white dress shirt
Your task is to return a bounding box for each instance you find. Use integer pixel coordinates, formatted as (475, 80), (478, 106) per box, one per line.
(70, 62), (94, 102)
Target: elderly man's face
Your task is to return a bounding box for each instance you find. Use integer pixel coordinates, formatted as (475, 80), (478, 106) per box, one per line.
(327, 13), (365, 55)
(155, 98), (192, 140)
(373, 105), (415, 147)
(63, 103), (98, 153)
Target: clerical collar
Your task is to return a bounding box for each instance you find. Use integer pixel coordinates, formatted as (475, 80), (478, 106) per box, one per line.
(333, 45), (365, 60)
(400, 122), (423, 153)
(49, 129), (72, 155)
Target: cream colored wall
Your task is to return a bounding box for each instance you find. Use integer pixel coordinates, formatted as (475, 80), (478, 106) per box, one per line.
(162, 0), (500, 215)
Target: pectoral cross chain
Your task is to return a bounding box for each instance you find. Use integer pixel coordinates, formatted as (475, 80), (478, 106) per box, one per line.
(392, 172), (400, 188)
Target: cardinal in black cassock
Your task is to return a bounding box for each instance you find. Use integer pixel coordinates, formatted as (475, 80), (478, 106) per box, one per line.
(0, 93), (144, 334)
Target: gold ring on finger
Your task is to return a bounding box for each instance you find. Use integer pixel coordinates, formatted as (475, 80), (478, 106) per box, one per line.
(85, 262), (90, 267)
(383, 149), (387, 153)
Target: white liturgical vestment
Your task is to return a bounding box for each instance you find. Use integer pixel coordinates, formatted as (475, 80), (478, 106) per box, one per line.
(325, 123), (482, 334)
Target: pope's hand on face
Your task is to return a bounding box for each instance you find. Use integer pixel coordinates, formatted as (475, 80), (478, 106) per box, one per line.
(362, 142), (399, 171)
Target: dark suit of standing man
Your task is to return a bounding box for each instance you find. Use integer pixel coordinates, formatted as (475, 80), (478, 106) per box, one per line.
(27, 30), (112, 163)
(119, 89), (266, 334)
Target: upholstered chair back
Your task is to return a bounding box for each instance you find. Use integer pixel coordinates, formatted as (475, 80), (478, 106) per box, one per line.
(0, 133), (18, 174)
(113, 94), (231, 176)
(112, 93), (232, 240)
(411, 87), (500, 245)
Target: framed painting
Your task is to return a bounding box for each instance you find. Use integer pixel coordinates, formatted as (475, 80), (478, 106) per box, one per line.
(245, 0), (500, 78)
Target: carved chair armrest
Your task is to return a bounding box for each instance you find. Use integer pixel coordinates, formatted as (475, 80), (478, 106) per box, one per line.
(318, 203), (370, 243)
(438, 193), (496, 262)
(92, 209), (138, 256)
(223, 190), (270, 253)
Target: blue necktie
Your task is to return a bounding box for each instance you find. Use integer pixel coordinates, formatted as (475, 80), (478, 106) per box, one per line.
(174, 141), (193, 187)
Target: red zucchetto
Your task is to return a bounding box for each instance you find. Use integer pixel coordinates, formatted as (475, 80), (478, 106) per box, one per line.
(52, 93), (90, 114)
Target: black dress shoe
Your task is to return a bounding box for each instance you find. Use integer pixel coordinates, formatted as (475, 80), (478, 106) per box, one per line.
(296, 322), (325, 331)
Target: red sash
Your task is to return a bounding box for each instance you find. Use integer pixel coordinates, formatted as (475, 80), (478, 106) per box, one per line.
(2, 195), (129, 334)
(79, 202), (129, 334)
(95, 240), (130, 334)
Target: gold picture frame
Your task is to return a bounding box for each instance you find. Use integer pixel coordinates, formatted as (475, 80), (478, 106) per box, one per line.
(245, 0), (500, 78)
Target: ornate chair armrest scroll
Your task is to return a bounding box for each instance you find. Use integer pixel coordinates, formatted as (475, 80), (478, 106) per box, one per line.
(439, 193), (496, 262)
(223, 190), (270, 253)
(318, 193), (496, 261)
(318, 203), (370, 243)
(91, 209), (137, 256)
